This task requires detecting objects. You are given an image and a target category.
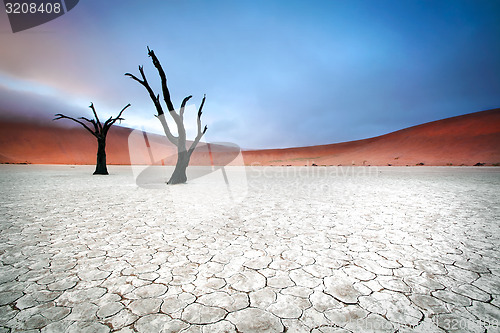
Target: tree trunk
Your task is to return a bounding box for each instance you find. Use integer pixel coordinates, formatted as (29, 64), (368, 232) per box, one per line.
(94, 138), (108, 175)
(168, 150), (190, 184)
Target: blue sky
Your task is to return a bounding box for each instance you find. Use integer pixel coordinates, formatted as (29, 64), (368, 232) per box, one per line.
(0, 0), (499, 149)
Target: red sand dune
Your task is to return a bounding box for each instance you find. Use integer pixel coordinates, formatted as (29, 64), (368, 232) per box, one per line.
(0, 108), (499, 166)
(244, 109), (500, 166)
(0, 122), (138, 165)
(0, 121), (239, 166)
(245, 109), (500, 165)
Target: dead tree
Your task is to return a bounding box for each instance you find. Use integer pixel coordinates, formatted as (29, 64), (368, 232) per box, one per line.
(126, 47), (207, 184)
(54, 103), (131, 175)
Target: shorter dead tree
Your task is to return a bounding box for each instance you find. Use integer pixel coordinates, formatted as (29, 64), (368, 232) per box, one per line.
(126, 47), (207, 184)
(54, 103), (131, 175)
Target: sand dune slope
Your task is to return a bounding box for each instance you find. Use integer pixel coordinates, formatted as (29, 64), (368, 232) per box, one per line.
(243, 109), (500, 166)
(0, 122), (140, 165)
(0, 108), (498, 166)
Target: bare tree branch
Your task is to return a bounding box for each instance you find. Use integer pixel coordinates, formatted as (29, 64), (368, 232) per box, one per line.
(103, 103), (131, 135)
(126, 66), (179, 145)
(147, 47), (185, 134)
(126, 67), (168, 119)
(89, 103), (103, 133)
(79, 116), (99, 133)
(115, 102), (130, 120)
(188, 126), (207, 157)
(198, 94), (206, 119)
(155, 114), (179, 146)
(124, 71), (144, 85)
(79, 116), (93, 123)
(188, 94), (207, 156)
(180, 95), (192, 120)
(147, 47), (175, 112)
(53, 114), (98, 138)
(104, 103), (130, 127)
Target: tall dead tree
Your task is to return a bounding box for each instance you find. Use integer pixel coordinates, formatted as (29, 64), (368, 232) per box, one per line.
(126, 47), (207, 184)
(54, 103), (131, 175)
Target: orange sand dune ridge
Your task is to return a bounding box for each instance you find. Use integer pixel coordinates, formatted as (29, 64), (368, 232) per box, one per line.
(244, 109), (500, 166)
(0, 108), (499, 166)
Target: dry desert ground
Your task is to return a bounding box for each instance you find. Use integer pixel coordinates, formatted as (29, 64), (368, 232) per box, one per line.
(0, 165), (499, 332)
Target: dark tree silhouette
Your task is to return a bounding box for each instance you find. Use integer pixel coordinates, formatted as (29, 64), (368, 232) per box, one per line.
(126, 47), (208, 184)
(54, 103), (131, 175)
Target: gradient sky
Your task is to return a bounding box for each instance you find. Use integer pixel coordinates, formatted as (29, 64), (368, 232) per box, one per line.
(1, 0), (499, 149)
